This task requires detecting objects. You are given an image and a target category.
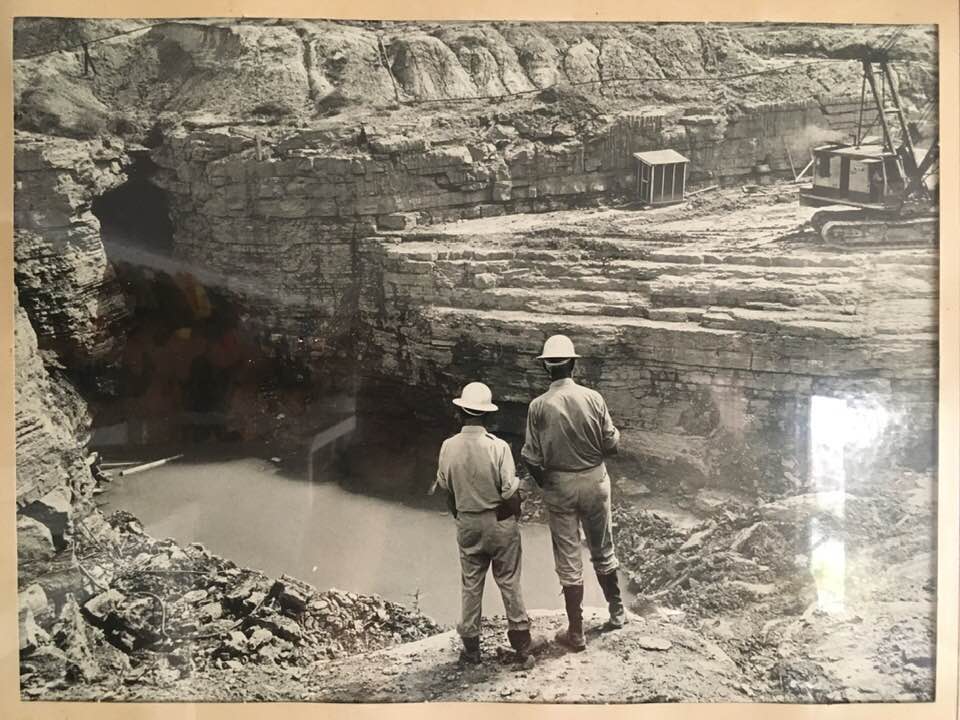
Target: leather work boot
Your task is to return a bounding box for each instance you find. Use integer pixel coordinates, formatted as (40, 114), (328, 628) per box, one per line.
(597, 570), (627, 630)
(507, 629), (536, 670)
(459, 635), (482, 665)
(555, 585), (586, 652)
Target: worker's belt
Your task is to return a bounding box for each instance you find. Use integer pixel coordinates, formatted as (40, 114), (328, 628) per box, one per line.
(455, 493), (522, 521)
(544, 463), (607, 485)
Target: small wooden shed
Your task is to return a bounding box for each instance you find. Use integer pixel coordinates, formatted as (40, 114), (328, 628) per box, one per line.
(633, 149), (690, 206)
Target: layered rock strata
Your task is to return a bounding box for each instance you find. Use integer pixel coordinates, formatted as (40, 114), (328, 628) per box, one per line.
(355, 197), (937, 493)
(13, 133), (130, 375)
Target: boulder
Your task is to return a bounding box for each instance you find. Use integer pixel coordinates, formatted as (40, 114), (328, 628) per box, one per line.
(247, 610), (302, 643)
(216, 630), (249, 658)
(18, 583), (50, 622)
(224, 575), (273, 614)
(248, 626), (275, 650)
(182, 589), (208, 604)
(693, 489), (743, 516)
(83, 589), (126, 624)
(679, 526), (715, 552)
(272, 574), (313, 615)
(199, 601), (224, 622)
(19, 607), (49, 653)
(113, 597), (163, 649)
(473, 272), (499, 290)
(20, 488), (73, 550)
(80, 511), (120, 545)
(17, 515), (56, 564)
(637, 635), (674, 651)
(53, 595), (99, 682)
(84, 589), (161, 650)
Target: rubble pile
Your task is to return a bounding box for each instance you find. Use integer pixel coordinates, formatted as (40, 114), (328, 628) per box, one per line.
(609, 465), (936, 701)
(18, 508), (443, 699)
(614, 500), (807, 616)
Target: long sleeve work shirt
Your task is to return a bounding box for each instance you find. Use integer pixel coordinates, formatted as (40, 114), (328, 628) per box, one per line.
(436, 426), (520, 514)
(521, 378), (620, 472)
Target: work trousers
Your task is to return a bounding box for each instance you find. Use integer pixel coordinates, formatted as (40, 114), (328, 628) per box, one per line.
(543, 464), (619, 587)
(456, 510), (530, 639)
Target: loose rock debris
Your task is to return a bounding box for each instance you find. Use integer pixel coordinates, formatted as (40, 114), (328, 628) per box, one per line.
(19, 508), (443, 698)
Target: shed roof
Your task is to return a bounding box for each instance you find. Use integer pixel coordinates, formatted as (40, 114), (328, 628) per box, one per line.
(633, 149), (690, 165)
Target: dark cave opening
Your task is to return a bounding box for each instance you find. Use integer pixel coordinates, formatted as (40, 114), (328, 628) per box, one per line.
(92, 154), (175, 256)
(89, 158), (322, 449)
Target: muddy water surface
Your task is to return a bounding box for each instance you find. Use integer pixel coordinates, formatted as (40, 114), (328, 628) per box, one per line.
(98, 456), (617, 625)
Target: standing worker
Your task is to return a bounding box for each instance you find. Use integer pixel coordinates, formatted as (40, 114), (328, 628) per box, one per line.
(521, 335), (626, 652)
(434, 382), (534, 667)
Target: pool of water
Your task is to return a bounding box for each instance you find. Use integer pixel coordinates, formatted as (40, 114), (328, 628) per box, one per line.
(97, 455), (621, 625)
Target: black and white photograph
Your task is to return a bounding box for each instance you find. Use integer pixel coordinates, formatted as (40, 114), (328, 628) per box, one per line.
(11, 16), (944, 704)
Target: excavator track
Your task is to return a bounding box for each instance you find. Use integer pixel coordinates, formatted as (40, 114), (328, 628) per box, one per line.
(810, 208), (937, 249)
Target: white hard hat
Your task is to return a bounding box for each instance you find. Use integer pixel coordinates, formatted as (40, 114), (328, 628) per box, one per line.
(537, 334), (580, 360)
(452, 382), (499, 414)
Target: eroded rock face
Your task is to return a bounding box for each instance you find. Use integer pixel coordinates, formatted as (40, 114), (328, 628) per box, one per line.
(14, 132), (130, 373)
(14, 288), (92, 507)
(13, 19), (936, 134)
(12, 18), (938, 495)
(354, 200), (937, 493)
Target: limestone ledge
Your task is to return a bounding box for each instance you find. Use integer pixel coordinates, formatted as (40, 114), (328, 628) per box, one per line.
(13, 132), (130, 368)
(353, 229), (937, 489)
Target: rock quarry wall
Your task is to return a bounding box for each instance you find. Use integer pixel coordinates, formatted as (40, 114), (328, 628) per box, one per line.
(13, 19), (939, 499)
(147, 95), (866, 353)
(14, 288), (93, 508)
(14, 104), (938, 497)
(14, 133), (130, 385)
(353, 226), (937, 495)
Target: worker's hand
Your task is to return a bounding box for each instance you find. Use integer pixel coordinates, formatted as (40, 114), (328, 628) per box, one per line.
(529, 465), (546, 488)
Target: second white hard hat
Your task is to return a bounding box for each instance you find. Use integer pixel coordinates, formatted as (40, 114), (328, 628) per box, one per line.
(537, 334), (580, 360)
(452, 381), (499, 413)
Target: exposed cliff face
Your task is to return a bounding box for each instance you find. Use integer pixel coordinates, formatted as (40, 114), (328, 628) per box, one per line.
(14, 288), (93, 507)
(12, 19), (939, 703)
(13, 19), (939, 491)
(13, 19), (936, 138)
(141, 93), (885, 376)
(354, 192), (937, 494)
(14, 133), (130, 381)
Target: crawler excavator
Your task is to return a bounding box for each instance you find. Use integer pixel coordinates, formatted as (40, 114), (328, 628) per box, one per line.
(798, 49), (938, 248)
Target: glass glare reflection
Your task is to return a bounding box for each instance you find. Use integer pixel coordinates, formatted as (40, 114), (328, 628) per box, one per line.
(808, 396), (891, 613)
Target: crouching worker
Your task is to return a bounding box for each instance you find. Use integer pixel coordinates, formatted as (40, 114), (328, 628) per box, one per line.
(434, 382), (533, 667)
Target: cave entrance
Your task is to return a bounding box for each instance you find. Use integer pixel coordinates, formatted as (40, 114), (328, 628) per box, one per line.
(92, 153), (174, 256)
(89, 156), (340, 453)
(89, 156), (252, 447)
